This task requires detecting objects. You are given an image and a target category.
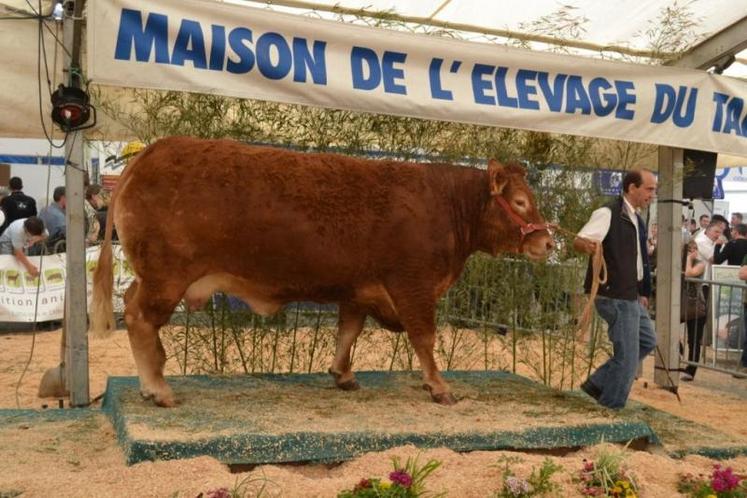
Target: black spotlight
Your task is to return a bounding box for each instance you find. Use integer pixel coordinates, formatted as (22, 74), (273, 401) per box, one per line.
(50, 84), (96, 132)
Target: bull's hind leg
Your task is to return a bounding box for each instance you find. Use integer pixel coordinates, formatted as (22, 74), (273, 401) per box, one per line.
(390, 295), (456, 405)
(329, 304), (365, 390)
(124, 279), (183, 407)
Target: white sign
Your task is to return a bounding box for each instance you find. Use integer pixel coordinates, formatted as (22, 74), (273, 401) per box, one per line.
(87, 0), (747, 156)
(0, 247), (134, 322)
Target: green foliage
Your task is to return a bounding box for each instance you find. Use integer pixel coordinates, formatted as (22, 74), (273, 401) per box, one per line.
(492, 456), (562, 498)
(642, 0), (702, 57)
(337, 454), (443, 498)
(197, 473), (277, 498)
(576, 446), (639, 497)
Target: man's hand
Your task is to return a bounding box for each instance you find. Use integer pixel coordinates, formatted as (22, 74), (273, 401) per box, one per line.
(573, 237), (599, 255)
(25, 264), (39, 279)
(639, 296), (649, 309)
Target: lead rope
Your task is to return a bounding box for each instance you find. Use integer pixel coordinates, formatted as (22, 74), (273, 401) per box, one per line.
(551, 226), (606, 343)
(553, 224), (681, 403)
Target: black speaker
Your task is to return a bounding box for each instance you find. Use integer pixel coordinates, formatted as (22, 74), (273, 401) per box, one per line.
(682, 149), (717, 200)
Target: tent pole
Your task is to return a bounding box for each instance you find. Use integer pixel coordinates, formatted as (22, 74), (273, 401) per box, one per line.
(62, 0), (89, 408)
(654, 148), (683, 391)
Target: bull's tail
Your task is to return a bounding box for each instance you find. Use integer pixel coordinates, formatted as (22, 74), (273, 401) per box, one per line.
(89, 189), (117, 338)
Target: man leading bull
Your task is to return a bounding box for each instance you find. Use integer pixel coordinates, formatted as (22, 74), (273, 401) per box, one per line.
(573, 169), (657, 409)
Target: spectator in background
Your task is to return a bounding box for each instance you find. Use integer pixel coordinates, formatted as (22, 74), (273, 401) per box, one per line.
(714, 224), (747, 266)
(694, 221), (726, 280)
(694, 214), (710, 237)
(647, 222), (658, 273)
(647, 223), (658, 257)
(731, 212), (743, 228)
(0, 187), (8, 228)
(0, 177), (37, 235)
(0, 217), (47, 277)
(38, 186), (66, 251)
(681, 216), (691, 245)
(688, 221), (726, 381)
(84, 184), (102, 244)
(681, 240), (707, 381)
(712, 214), (730, 240)
(688, 219), (698, 235)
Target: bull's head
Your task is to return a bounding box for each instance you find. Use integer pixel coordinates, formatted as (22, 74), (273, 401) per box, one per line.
(482, 160), (554, 260)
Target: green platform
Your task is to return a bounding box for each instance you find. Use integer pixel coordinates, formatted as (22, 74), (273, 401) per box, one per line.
(101, 371), (668, 465)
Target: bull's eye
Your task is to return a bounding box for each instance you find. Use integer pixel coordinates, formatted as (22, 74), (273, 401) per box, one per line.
(513, 198), (528, 211)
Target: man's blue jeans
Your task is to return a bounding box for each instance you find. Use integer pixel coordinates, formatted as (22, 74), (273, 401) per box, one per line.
(588, 296), (656, 409)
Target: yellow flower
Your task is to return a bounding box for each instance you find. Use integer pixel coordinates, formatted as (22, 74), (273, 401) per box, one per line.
(622, 481), (630, 489)
(612, 486), (622, 494)
(706, 495), (717, 498)
(379, 482), (391, 490)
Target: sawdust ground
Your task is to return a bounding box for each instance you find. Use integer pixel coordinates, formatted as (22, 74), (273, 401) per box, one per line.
(0, 327), (746, 497)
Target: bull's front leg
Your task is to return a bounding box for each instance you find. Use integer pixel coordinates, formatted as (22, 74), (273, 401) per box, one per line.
(389, 292), (457, 405)
(329, 303), (365, 390)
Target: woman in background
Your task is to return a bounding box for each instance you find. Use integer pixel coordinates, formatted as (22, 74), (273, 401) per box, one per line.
(681, 240), (706, 381)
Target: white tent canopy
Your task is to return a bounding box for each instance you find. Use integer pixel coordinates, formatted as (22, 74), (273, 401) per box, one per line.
(1, 0), (746, 147)
(239, 0), (747, 72)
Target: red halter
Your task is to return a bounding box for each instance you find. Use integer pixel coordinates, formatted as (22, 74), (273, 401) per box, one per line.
(492, 194), (554, 241)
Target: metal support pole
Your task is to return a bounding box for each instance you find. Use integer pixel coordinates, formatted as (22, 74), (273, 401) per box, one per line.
(62, 0), (89, 407)
(654, 147), (684, 389)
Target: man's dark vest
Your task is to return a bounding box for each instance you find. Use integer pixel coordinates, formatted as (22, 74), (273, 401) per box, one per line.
(584, 197), (649, 301)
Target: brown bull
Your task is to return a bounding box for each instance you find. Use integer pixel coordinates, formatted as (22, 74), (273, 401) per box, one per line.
(90, 137), (554, 407)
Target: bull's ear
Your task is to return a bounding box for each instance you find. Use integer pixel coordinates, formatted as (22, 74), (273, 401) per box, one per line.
(488, 159), (508, 196)
(506, 162), (527, 177)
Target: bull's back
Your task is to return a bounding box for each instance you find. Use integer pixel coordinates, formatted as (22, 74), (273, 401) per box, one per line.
(115, 137), (437, 285)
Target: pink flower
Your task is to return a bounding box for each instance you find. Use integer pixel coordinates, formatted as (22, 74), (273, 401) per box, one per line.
(711, 465), (741, 492)
(389, 470), (413, 488)
(205, 488), (230, 498)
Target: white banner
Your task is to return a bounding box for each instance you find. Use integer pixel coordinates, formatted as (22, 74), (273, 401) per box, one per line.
(0, 247), (134, 322)
(87, 0), (747, 156)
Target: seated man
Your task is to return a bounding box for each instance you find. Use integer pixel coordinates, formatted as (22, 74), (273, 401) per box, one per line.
(38, 186), (66, 252)
(0, 217), (48, 277)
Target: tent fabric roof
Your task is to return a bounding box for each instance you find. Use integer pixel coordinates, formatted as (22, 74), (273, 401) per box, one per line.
(2, 0), (745, 76)
(230, 0), (747, 78)
(1, 0), (745, 140)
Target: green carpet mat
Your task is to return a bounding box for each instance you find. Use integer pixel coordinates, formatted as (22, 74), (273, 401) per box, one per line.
(102, 371), (659, 465)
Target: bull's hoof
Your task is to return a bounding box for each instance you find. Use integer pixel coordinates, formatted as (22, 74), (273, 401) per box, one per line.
(328, 368), (360, 391)
(422, 384), (457, 405)
(154, 393), (177, 408)
(337, 379), (360, 391)
(140, 388), (177, 408)
(432, 392), (457, 405)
